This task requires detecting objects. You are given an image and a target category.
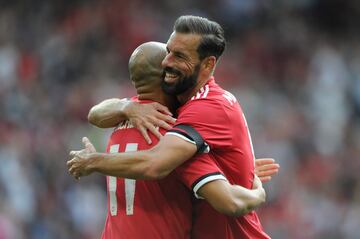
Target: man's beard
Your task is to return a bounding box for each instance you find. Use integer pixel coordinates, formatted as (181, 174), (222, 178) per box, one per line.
(161, 64), (200, 95)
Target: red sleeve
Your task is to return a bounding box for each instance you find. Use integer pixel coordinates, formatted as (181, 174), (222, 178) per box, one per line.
(171, 99), (233, 150)
(176, 153), (227, 199)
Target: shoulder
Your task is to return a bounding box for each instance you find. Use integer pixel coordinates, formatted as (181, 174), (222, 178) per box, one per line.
(178, 90), (236, 121)
(184, 78), (237, 108)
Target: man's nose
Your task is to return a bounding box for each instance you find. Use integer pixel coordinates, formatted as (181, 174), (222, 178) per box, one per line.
(162, 53), (172, 68)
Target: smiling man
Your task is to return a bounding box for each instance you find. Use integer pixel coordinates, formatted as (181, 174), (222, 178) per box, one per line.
(68, 15), (272, 239)
(93, 41), (269, 239)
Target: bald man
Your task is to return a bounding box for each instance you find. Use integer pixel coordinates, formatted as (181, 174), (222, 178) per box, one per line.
(76, 42), (269, 239)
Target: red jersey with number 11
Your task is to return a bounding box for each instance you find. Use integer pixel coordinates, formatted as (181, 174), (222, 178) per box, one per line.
(101, 99), (192, 239)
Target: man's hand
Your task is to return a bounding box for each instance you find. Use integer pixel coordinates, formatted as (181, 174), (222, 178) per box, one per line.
(67, 137), (97, 180)
(124, 102), (176, 144)
(88, 98), (176, 144)
(255, 158), (280, 183)
(252, 175), (264, 190)
(252, 175), (266, 206)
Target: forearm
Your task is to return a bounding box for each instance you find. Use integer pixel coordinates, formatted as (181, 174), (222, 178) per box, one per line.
(68, 135), (197, 180)
(88, 138), (193, 179)
(89, 151), (165, 180)
(198, 180), (265, 217)
(88, 98), (130, 128)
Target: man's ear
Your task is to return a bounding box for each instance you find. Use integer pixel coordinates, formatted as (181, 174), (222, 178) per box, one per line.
(202, 56), (216, 72)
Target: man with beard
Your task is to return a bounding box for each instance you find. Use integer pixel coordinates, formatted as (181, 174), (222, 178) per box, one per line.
(68, 15), (272, 238)
(87, 41), (269, 239)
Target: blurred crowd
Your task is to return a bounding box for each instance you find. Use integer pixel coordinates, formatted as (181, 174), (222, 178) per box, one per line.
(0, 0), (359, 238)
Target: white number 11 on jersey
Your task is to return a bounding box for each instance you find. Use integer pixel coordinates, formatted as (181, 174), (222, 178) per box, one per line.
(108, 143), (138, 216)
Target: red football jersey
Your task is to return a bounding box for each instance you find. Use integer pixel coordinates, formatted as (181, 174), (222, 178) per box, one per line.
(168, 77), (270, 239)
(101, 98), (194, 239)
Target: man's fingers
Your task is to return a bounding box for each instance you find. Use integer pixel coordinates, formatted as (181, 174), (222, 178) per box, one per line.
(255, 158), (275, 166)
(256, 169), (279, 177)
(257, 164), (280, 172)
(162, 115), (176, 125)
(259, 176), (272, 183)
(67, 157), (84, 181)
(74, 172), (81, 180)
(69, 165), (76, 175)
(152, 102), (172, 116)
(82, 137), (96, 152)
(82, 137), (91, 147)
(139, 126), (152, 144)
(133, 119), (152, 144)
(155, 112), (176, 126)
(71, 170), (80, 180)
(69, 166), (83, 180)
(69, 151), (79, 157)
(152, 115), (172, 130)
(158, 121), (172, 130)
(67, 159), (75, 167)
(151, 112), (176, 130)
(252, 175), (263, 189)
(146, 123), (162, 140)
(255, 159), (279, 179)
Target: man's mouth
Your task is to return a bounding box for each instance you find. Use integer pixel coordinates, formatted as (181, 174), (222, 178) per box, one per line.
(164, 68), (182, 83)
(164, 72), (179, 83)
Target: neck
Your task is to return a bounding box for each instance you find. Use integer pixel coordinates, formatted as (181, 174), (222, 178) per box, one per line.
(138, 91), (178, 114)
(177, 76), (211, 105)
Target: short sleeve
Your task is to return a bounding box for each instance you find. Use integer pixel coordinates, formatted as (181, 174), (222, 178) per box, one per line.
(176, 153), (227, 199)
(168, 99), (233, 150)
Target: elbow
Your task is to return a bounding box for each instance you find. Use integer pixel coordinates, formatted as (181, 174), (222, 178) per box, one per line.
(87, 107), (97, 125)
(216, 192), (266, 217)
(87, 106), (105, 127)
(258, 188), (266, 206)
(217, 200), (248, 217)
(87, 106), (113, 128)
(230, 189), (266, 217)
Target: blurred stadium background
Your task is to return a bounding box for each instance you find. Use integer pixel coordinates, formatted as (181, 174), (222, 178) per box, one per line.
(0, 0), (359, 238)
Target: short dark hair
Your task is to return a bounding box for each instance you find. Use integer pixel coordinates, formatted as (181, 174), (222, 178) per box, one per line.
(174, 15), (226, 60)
